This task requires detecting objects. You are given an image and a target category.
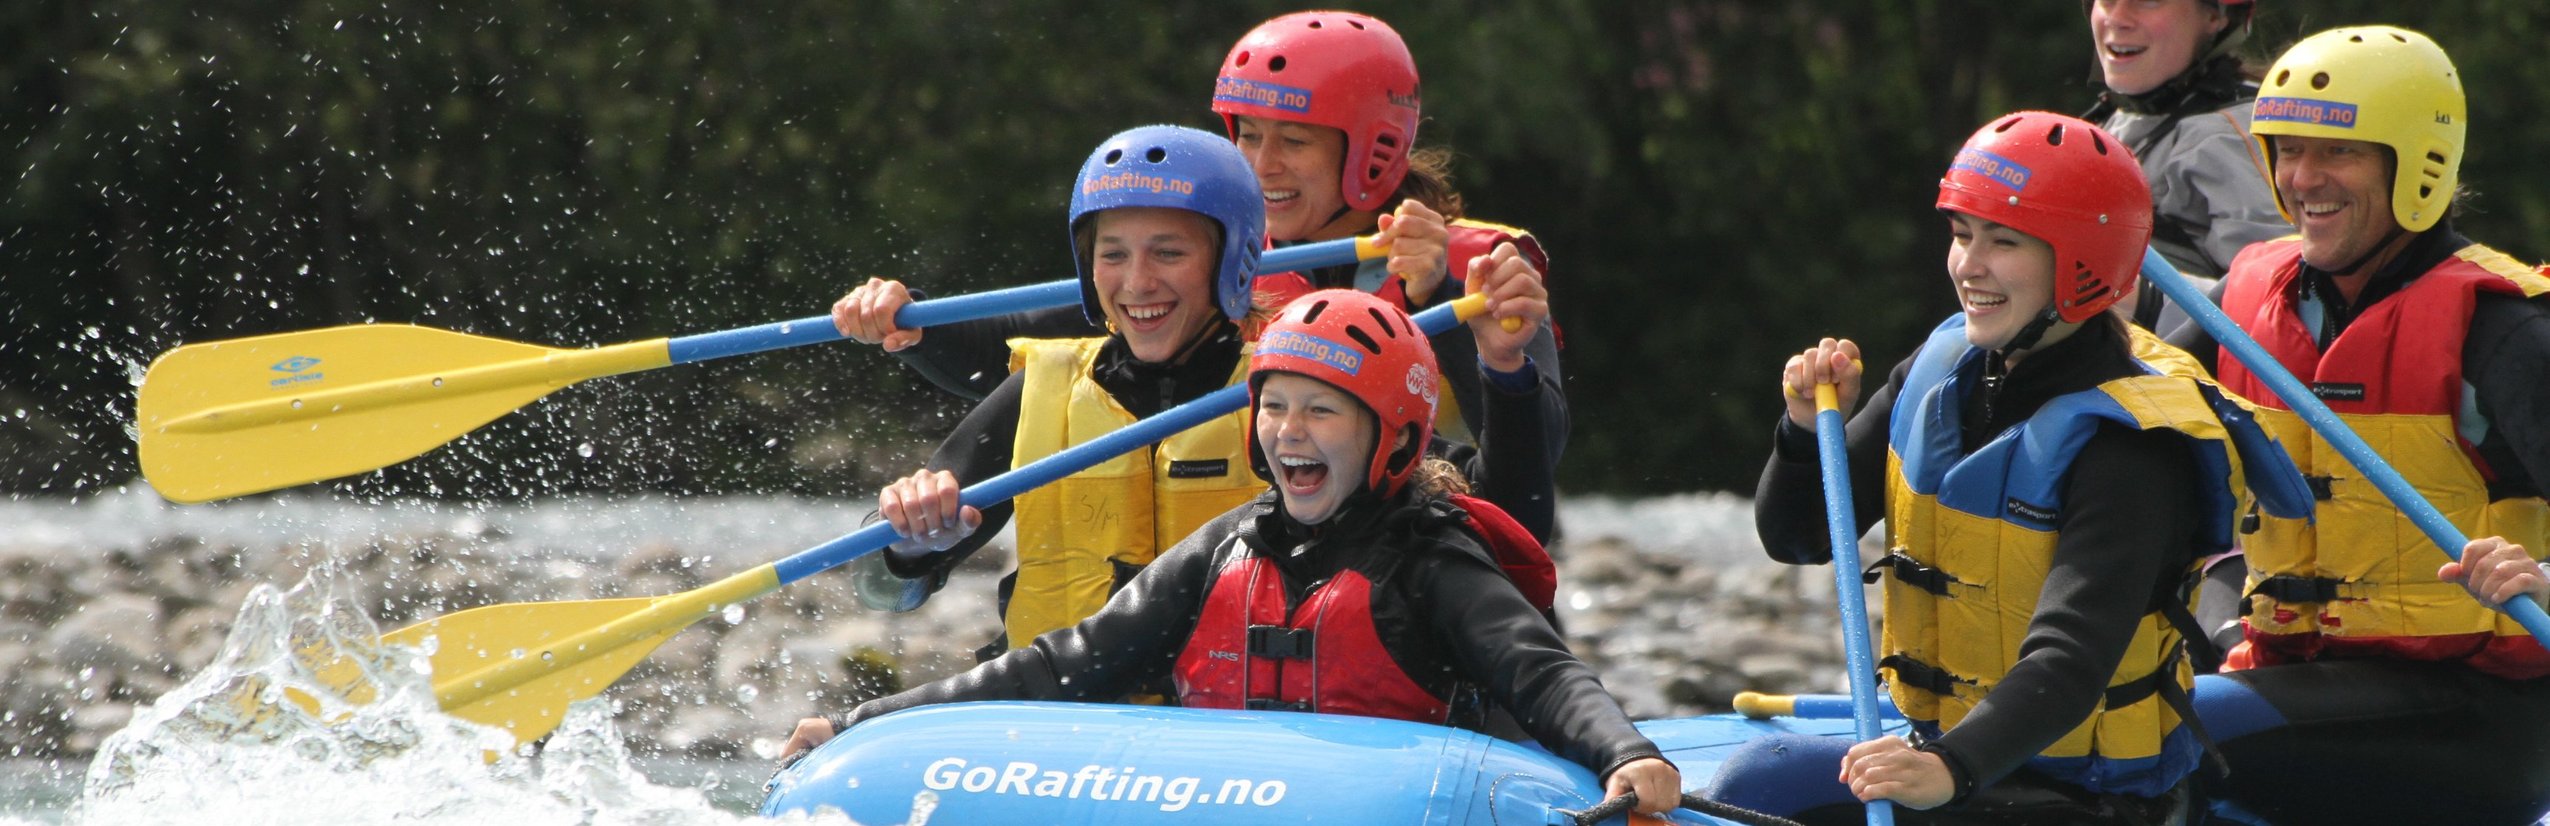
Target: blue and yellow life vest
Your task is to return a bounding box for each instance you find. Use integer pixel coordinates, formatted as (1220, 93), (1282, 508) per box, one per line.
(1001, 337), (1266, 650)
(1880, 315), (2310, 797)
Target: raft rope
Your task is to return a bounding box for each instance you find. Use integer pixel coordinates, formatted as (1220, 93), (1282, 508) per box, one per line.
(1562, 791), (1804, 826)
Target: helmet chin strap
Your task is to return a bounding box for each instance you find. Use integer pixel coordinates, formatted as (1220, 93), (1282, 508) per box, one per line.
(1997, 306), (2068, 357)
(2312, 225), (2413, 280)
(1303, 203), (1362, 242)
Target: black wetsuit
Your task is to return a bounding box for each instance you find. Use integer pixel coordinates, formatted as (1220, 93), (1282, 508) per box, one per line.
(1739, 318), (2205, 824)
(836, 491), (1665, 783)
(2164, 226), (2550, 826)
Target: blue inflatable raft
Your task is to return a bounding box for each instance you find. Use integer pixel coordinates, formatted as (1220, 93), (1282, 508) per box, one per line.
(761, 701), (1901, 825)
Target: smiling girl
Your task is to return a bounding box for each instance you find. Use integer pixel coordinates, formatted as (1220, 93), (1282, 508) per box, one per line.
(1708, 112), (2309, 824)
(2080, 0), (2287, 332)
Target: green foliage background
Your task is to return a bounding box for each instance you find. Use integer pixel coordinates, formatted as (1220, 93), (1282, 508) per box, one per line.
(5, 2), (2546, 499)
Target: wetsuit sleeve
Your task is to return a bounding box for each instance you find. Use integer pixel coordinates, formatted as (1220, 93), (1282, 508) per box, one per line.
(1926, 424), (2198, 790)
(2467, 293), (2550, 498)
(1752, 354), (1906, 564)
(2173, 114), (2291, 274)
(877, 371), (1027, 584)
(1467, 359), (1559, 543)
(890, 305), (1100, 401)
(1410, 538), (1664, 780)
(841, 513), (1233, 727)
(1415, 277), (1572, 474)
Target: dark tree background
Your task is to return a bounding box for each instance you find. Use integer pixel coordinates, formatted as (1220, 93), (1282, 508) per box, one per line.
(6, 2), (2547, 501)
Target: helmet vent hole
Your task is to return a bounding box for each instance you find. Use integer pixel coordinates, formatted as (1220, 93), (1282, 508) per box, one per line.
(1349, 20), (1365, 30)
(1992, 116), (2019, 133)
(1103, 149), (1123, 165)
(1234, 51), (1251, 67)
(1302, 300), (1329, 324)
(2046, 123), (2065, 146)
(2428, 150), (2449, 166)
(2275, 69), (2290, 86)
(2310, 72), (2330, 90)
(1375, 134), (1399, 148)
(2091, 133), (2108, 155)
(2391, 32), (2408, 43)
(2349, 35), (2364, 43)
(1346, 326), (1383, 355)
(1366, 164), (1385, 181)
(1145, 147), (1167, 163)
(1364, 306), (1400, 338)
(1307, 20), (1322, 29)
(1269, 55), (1287, 73)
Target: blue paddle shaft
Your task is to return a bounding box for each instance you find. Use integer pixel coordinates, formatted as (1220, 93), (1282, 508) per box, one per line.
(1785, 694), (1905, 720)
(2139, 248), (2550, 648)
(663, 238), (1366, 365)
(769, 297), (1472, 586)
(1815, 403), (1896, 826)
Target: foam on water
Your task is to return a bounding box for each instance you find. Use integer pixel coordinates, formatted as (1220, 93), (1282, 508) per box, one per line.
(57, 567), (892, 826)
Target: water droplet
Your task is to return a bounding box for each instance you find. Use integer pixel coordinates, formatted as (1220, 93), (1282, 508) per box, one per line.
(721, 604), (746, 625)
(431, 377), (444, 388)
(290, 399), (304, 409)
(540, 651), (555, 662)
(734, 684), (759, 703)
(576, 443), (594, 458)
(779, 322), (793, 335)
(509, 647), (527, 660)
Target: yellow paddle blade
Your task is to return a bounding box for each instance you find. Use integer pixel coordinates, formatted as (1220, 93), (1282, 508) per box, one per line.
(384, 596), (688, 746)
(381, 565), (782, 747)
(135, 324), (670, 503)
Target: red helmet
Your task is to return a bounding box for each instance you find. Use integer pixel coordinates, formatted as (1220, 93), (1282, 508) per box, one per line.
(1248, 289), (1439, 499)
(1936, 111), (2153, 322)
(1211, 11), (1421, 212)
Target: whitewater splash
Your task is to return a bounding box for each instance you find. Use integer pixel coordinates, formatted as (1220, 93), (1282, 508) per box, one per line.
(60, 568), (891, 826)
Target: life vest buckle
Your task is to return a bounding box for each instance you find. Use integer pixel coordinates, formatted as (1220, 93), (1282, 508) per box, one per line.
(1866, 552), (1962, 596)
(1246, 625), (1315, 660)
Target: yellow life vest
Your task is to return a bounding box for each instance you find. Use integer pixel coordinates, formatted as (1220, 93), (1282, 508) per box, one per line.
(1880, 317), (2306, 795)
(1001, 337), (1265, 649)
(2215, 240), (2550, 676)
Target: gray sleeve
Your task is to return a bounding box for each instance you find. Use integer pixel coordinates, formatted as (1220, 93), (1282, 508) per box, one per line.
(2163, 107), (2291, 275)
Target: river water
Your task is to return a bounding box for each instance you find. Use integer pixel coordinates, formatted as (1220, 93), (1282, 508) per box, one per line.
(0, 488), (1796, 825)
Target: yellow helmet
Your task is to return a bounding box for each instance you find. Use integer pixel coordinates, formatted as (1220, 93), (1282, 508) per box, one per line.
(2250, 26), (2465, 232)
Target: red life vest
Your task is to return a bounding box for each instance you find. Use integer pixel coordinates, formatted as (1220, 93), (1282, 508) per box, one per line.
(1171, 494), (1556, 722)
(2216, 239), (2550, 678)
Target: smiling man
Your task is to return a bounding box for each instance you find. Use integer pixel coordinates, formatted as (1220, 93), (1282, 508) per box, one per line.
(2164, 25), (2550, 826)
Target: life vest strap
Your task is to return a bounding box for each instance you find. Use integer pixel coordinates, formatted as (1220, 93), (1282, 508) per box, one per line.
(2251, 573), (2349, 604)
(1244, 698), (1312, 712)
(2101, 644), (2184, 711)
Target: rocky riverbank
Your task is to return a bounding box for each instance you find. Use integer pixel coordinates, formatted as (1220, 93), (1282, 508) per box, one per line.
(0, 493), (1861, 761)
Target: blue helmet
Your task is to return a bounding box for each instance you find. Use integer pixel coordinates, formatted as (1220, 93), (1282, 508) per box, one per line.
(1068, 125), (1265, 323)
